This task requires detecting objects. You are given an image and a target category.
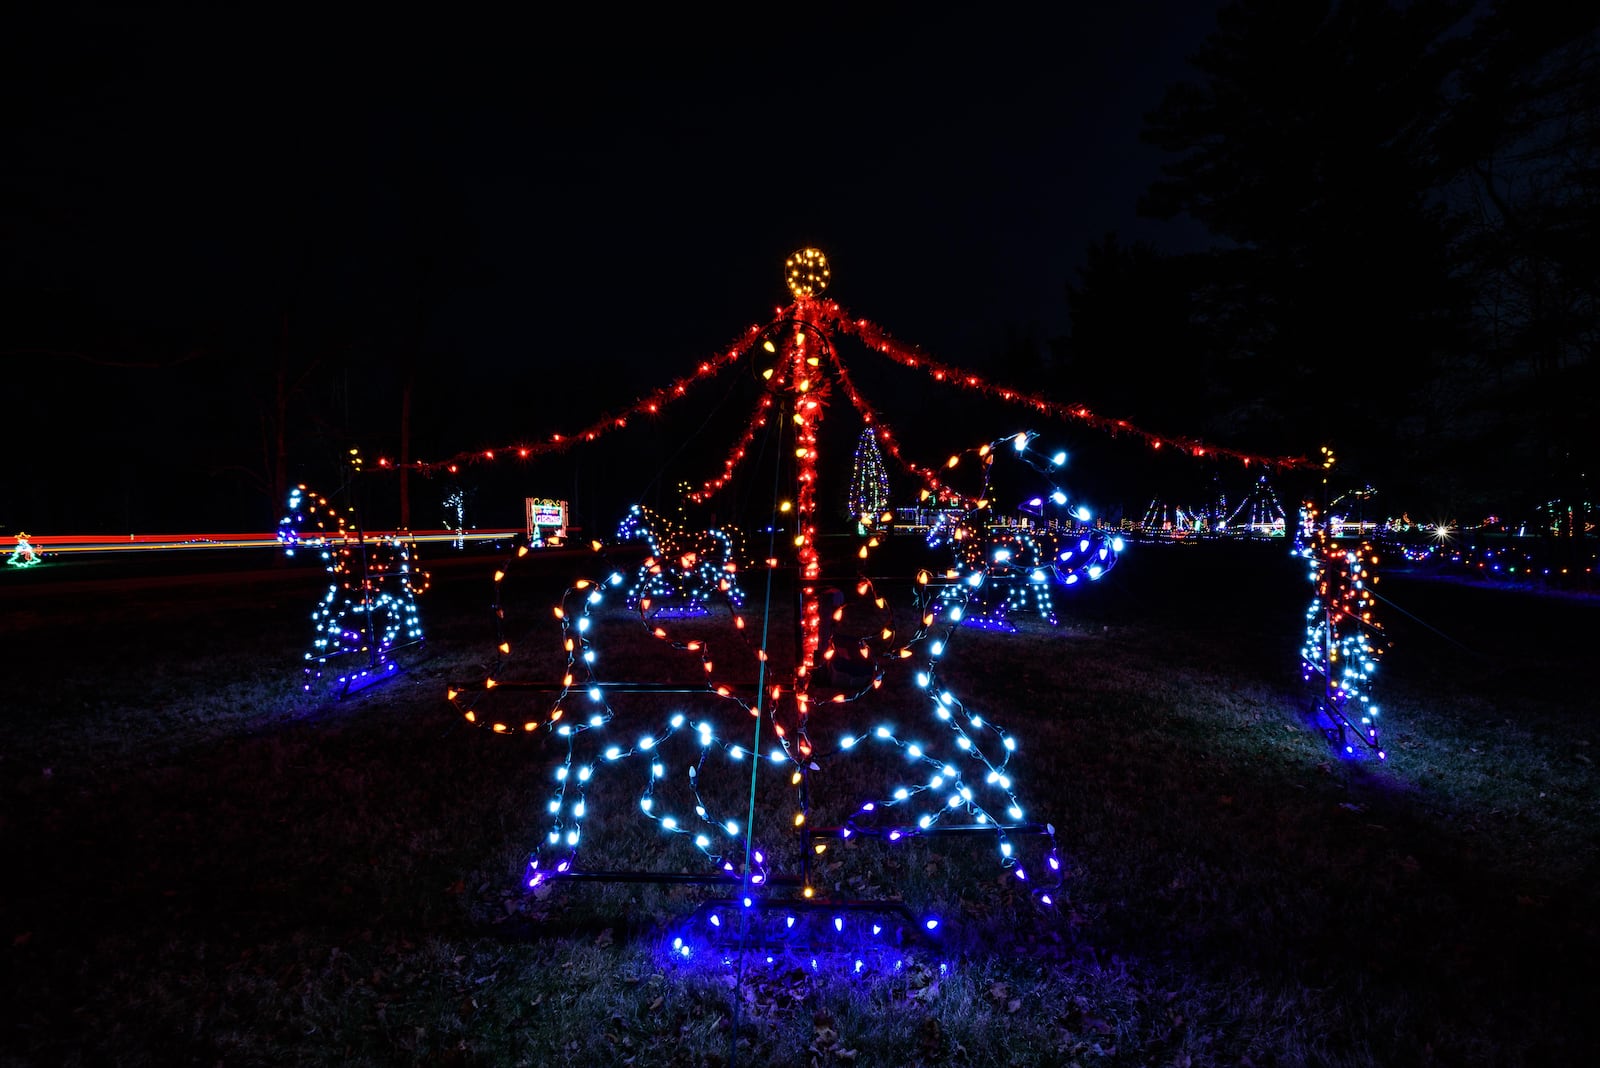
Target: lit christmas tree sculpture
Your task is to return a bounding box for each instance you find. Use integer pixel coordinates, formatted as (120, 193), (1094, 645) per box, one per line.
(6, 533), (43, 568)
(846, 427), (891, 529)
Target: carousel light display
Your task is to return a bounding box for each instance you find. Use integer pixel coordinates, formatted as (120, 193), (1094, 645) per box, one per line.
(278, 478), (429, 696)
(426, 249), (1300, 931)
(1297, 501), (1386, 759)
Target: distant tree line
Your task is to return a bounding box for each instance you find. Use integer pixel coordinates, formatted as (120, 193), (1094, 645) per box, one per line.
(1054, 1), (1597, 526)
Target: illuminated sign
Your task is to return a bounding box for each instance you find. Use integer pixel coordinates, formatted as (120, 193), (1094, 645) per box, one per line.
(525, 498), (568, 542)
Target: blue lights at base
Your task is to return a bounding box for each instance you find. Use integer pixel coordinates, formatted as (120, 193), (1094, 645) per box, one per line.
(648, 604), (712, 620)
(659, 897), (956, 974)
(340, 659), (403, 695)
(674, 899), (937, 954)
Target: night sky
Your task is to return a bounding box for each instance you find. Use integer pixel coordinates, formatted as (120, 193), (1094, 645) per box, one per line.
(5, 4), (1233, 533)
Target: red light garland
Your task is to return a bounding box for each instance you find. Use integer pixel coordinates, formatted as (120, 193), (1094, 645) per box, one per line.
(375, 297), (1309, 477)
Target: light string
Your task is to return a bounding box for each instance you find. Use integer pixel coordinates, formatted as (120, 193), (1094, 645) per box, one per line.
(685, 391), (777, 504)
(377, 323), (772, 475)
(831, 306), (1311, 470)
(374, 302), (1309, 476)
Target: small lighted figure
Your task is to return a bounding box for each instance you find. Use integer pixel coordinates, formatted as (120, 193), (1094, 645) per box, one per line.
(444, 489), (466, 550)
(615, 504), (746, 618)
(1297, 501), (1387, 759)
(928, 433), (1121, 629)
(6, 532), (42, 567)
(279, 485), (429, 696)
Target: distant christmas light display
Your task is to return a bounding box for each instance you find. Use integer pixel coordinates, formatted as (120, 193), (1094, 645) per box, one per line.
(1227, 474), (1287, 535)
(1297, 501), (1386, 759)
(1141, 499), (1200, 536)
(278, 479), (429, 696)
(1196, 477), (1228, 533)
(1539, 499), (1597, 536)
(1381, 534), (1597, 583)
(6, 533), (43, 567)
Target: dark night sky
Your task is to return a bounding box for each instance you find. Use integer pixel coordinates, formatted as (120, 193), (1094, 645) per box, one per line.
(4, 4), (1230, 533)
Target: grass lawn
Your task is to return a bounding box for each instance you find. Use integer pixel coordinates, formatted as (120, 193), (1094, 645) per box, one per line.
(2, 540), (1596, 1066)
